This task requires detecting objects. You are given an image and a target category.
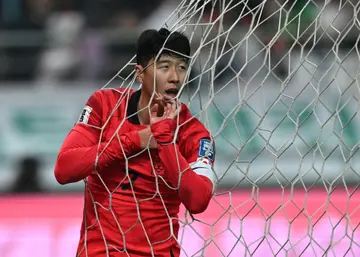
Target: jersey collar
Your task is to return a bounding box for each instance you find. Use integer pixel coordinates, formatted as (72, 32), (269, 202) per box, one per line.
(127, 89), (141, 124)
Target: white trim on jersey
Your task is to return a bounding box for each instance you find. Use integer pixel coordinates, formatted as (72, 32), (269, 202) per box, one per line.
(190, 158), (217, 193)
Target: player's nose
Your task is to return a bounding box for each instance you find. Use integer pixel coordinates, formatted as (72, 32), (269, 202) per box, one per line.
(168, 69), (180, 84)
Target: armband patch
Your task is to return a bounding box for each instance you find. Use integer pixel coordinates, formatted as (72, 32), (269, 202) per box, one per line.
(78, 106), (92, 124)
(198, 138), (214, 162)
(191, 158), (216, 190)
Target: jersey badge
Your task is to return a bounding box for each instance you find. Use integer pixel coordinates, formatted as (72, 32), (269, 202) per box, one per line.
(78, 106), (92, 124)
(198, 138), (214, 162)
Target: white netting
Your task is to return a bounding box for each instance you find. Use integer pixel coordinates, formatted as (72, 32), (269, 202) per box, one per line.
(83, 0), (360, 256)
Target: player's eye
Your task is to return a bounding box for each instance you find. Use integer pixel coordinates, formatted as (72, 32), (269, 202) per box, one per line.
(178, 65), (187, 71)
(160, 65), (169, 70)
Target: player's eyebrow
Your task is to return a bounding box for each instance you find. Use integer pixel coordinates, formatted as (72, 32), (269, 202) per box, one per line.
(157, 58), (188, 67)
(157, 60), (171, 65)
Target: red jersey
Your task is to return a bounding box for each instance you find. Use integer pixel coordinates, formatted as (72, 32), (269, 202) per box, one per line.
(54, 88), (216, 257)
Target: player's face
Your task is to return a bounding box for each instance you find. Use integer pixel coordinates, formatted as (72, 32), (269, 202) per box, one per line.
(139, 55), (188, 99)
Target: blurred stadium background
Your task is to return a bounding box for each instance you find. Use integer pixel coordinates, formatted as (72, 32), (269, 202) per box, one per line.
(1, 0), (360, 256)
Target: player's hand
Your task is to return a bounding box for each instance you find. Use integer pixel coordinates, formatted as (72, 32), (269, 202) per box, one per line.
(150, 94), (181, 124)
(138, 127), (157, 149)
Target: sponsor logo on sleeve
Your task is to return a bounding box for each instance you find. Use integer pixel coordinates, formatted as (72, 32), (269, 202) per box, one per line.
(198, 138), (215, 162)
(78, 106), (92, 124)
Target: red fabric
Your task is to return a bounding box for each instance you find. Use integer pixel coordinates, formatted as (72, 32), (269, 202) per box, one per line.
(54, 89), (215, 257)
(151, 119), (213, 214)
(150, 119), (175, 144)
(54, 127), (141, 184)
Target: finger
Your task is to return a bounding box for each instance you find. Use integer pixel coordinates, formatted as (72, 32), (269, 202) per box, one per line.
(155, 93), (165, 106)
(163, 94), (175, 103)
(168, 103), (175, 117)
(176, 101), (181, 115)
(164, 105), (170, 118)
(169, 100), (180, 119)
(163, 96), (175, 107)
(150, 104), (159, 117)
(153, 92), (161, 103)
(174, 102), (179, 118)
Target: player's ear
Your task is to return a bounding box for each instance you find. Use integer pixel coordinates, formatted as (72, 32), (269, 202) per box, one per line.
(135, 65), (144, 84)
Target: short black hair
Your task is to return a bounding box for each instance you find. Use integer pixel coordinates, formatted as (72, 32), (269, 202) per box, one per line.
(136, 28), (191, 67)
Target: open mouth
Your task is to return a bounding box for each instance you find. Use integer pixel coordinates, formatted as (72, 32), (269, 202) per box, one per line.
(164, 88), (179, 97)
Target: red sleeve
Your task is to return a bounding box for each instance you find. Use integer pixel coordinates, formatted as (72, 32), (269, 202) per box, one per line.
(54, 90), (142, 185)
(181, 124), (215, 166)
(150, 119), (214, 214)
(177, 105), (215, 165)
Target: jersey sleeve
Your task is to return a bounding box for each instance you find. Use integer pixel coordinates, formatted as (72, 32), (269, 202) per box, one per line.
(73, 90), (103, 143)
(183, 132), (215, 165)
(180, 122), (217, 188)
(151, 118), (215, 214)
(54, 90), (142, 185)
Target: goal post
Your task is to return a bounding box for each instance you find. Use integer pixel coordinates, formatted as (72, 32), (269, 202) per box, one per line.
(94, 0), (360, 256)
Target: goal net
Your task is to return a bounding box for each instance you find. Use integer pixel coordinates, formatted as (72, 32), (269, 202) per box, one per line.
(89, 0), (360, 256)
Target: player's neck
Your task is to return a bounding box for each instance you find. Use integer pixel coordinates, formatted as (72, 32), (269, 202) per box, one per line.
(137, 92), (152, 125)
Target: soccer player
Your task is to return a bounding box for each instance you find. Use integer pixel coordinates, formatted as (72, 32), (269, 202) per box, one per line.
(54, 28), (216, 257)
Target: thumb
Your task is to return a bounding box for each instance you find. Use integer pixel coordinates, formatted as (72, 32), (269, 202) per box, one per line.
(151, 104), (159, 117)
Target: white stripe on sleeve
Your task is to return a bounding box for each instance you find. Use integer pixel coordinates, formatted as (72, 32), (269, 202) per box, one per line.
(190, 158), (216, 192)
